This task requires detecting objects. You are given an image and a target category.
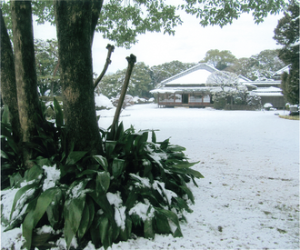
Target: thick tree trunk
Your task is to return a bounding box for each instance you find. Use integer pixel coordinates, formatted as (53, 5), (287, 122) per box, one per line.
(54, 1), (102, 152)
(0, 9), (21, 142)
(11, 1), (42, 167)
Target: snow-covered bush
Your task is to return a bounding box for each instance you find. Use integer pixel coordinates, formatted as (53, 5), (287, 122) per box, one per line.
(213, 97), (227, 109)
(1, 100), (203, 250)
(207, 71), (249, 108)
(246, 92), (261, 106)
(95, 94), (114, 110)
(148, 97), (155, 103)
(264, 103), (273, 110)
(133, 96), (147, 104)
(111, 94), (134, 108)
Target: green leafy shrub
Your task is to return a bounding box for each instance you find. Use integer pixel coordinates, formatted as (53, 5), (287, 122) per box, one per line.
(213, 98), (227, 109)
(1, 100), (203, 250)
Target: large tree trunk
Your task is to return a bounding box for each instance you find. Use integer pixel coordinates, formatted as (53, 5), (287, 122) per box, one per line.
(0, 9), (21, 142)
(54, 1), (102, 152)
(11, 1), (42, 167)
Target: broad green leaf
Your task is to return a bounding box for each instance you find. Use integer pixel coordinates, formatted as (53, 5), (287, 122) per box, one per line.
(99, 215), (109, 244)
(0, 150), (9, 159)
(32, 188), (61, 226)
(1, 105), (9, 124)
(9, 172), (23, 188)
(22, 210), (35, 250)
(64, 196), (86, 249)
(167, 144), (186, 152)
(105, 141), (116, 157)
(169, 160), (199, 169)
(46, 189), (63, 229)
(66, 151), (87, 165)
(112, 158), (125, 178)
(64, 214), (74, 250)
(96, 171), (110, 193)
(180, 185), (195, 203)
(154, 212), (170, 234)
(160, 138), (170, 150)
(22, 188), (61, 250)
(53, 97), (63, 128)
(90, 218), (101, 247)
(144, 219), (154, 239)
(156, 208), (183, 237)
(10, 183), (38, 220)
(92, 155), (108, 171)
(77, 169), (99, 178)
(7, 139), (19, 155)
(151, 130), (157, 143)
(124, 190), (137, 209)
(34, 157), (51, 167)
(115, 122), (124, 140)
(0, 123), (13, 139)
(119, 218), (132, 241)
(142, 160), (152, 178)
(186, 168), (204, 178)
(25, 164), (44, 182)
(174, 197), (193, 213)
(77, 202), (90, 239)
(86, 197), (95, 230)
(89, 192), (114, 220)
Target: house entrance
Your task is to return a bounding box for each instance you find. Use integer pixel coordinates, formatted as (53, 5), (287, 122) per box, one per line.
(182, 94), (189, 104)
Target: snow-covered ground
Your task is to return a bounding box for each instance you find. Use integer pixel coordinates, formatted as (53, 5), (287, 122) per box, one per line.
(97, 104), (299, 250)
(2, 104), (299, 249)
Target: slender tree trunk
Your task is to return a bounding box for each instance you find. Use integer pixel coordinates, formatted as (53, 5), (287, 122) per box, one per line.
(54, 1), (102, 152)
(0, 9), (21, 142)
(11, 1), (42, 167)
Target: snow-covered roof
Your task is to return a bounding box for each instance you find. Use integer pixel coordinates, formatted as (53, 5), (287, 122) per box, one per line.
(253, 86), (282, 92)
(162, 63), (218, 86)
(157, 63), (253, 88)
(252, 87), (283, 97)
(150, 86), (212, 94)
(252, 81), (281, 86)
(273, 65), (290, 76)
(255, 93), (284, 97)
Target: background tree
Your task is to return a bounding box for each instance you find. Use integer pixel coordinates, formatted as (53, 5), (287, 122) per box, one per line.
(200, 49), (237, 70)
(34, 39), (60, 96)
(97, 62), (152, 98)
(226, 49), (285, 80)
(0, 9), (21, 142)
(206, 71), (248, 108)
(150, 60), (196, 88)
(273, 1), (299, 104)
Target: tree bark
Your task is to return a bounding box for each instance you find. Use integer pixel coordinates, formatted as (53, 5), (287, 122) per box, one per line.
(0, 9), (21, 142)
(11, 1), (42, 167)
(54, 1), (102, 152)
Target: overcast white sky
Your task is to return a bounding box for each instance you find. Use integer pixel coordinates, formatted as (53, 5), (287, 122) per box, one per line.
(33, 10), (283, 75)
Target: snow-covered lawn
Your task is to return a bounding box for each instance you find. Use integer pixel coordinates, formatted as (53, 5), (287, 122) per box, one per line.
(97, 104), (299, 250)
(2, 104), (299, 249)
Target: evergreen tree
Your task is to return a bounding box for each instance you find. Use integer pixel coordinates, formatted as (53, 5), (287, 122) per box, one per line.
(273, 1), (299, 104)
(150, 61), (196, 87)
(226, 49), (285, 80)
(200, 49), (237, 70)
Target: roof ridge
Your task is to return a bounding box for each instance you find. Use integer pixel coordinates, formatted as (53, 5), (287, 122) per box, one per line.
(160, 63), (219, 87)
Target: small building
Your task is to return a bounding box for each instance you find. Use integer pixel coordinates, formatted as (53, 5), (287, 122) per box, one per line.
(150, 63), (288, 109)
(150, 63), (253, 108)
(252, 84), (285, 109)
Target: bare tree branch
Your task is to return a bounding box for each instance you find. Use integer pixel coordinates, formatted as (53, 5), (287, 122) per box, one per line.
(94, 44), (115, 90)
(111, 54), (136, 131)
